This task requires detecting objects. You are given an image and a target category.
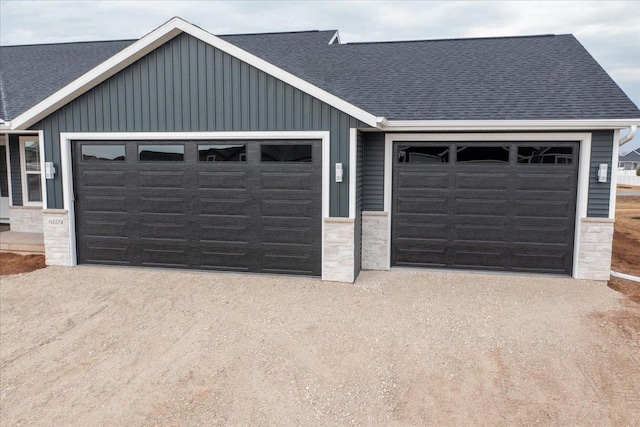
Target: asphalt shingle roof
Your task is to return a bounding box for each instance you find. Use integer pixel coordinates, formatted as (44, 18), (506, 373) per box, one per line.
(1, 29), (638, 122)
(0, 39), (135, 121)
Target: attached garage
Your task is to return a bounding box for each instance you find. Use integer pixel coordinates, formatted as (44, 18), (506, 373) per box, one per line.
(391, 141), (578, 274)
(73, 139), (322, 276)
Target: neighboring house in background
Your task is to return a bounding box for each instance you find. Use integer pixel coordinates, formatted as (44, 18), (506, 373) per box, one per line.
(0, 17), (639, 282)
(618, 149), (640, 170)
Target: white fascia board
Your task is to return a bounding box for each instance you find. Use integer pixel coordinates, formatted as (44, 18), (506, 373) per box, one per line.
(382, 119), (640, 131)
(11, 17), (380, 130)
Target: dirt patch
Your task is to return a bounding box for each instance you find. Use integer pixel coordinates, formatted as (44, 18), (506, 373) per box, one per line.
(0, 253), (46, 276)
(611, 196), (640, 277)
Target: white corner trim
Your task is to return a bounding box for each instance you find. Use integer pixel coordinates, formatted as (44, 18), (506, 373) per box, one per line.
(609, 129), (620, 219)
(382, 119), (640, 131)
(383, 136), (393, 270)
(59, 130), (331, 272)
(11, 18), (379, 130)
(349, 128), (357, 219)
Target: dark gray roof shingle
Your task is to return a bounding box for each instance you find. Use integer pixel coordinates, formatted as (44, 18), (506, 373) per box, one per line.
(1, 29), (638, 122)
(0, 39), (134, 121)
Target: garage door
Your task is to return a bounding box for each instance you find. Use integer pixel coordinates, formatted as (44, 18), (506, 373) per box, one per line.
(74, 140), (322, 276)
(392, 142), (578, 274)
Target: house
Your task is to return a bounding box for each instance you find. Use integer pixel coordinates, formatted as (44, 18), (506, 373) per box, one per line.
(1, 17), (639, 282)
(618, 149), (640, 170)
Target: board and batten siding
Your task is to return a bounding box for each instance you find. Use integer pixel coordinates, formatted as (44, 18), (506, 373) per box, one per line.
(31, 32), (367, 217)
(587, 130), (614, 218)
(362, 132), (385, 211)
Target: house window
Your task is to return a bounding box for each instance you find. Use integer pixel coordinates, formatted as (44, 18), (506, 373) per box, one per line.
(19, 136), (42, 205)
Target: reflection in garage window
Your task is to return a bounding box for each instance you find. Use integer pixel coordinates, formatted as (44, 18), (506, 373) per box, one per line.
(81, 145), (125, 161)
(261, 144), (312, 162)
(456, 146), (509, 164)
(398, 146), (449, 163)
(517, 146), (573, 164)
(198, 145), (247, 162)
(138, 145), (184, 161)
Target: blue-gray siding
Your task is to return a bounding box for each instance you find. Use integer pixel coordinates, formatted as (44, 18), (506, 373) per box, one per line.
(8, 135), (22, 206)
(587, 130), (614, 217)
(362, 132), (385, 211)
(32, 32), (367, 216)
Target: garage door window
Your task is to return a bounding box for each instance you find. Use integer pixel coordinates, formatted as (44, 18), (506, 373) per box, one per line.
(198, 145), (247, 162)
(456, 146), (509, 164)
(398, 145), (449, 163)
(81, 145), (125, 162)
(517, 146), (573, 164)
(138, 145), (184, 162)
(261, 144), (312, 162)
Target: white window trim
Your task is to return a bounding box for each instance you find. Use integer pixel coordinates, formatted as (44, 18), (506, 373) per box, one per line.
(383, 132), (592, 278)
(60, 131), (331, 278)
(18, 135), (43, 207)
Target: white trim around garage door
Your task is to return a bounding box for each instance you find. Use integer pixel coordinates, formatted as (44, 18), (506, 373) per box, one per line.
(383, 132), (592, 278)
(59, 131), (331, 272)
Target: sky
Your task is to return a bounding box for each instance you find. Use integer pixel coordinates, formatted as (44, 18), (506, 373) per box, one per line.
(1, 0), (639, 153)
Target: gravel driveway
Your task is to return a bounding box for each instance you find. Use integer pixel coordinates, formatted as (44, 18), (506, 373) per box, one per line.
(1, 266), (639, 426)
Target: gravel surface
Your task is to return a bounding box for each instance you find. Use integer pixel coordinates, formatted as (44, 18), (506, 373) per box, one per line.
(1, 266), (639, 426)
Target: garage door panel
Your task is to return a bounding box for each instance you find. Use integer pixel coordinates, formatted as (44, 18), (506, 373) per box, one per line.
(140, 221), (188, 241)
(198, 223), (249, 243)
(514, 200), (572, 218)
(455, 198), (509, 216)
(81, 195), (127, 213)
(392, 141), (578, 275)
(261, 199), (312, 217)
(397, 171), (448, 189)
(199, 197), (250, 216)
(200, 248), (252, 271)
(453, 225), (508, 243)
(396, 222), (448, 240)
(511, 248), (568, 272)
(455, 172), (510, 190)
(262, 225), (312, 245)
(516, 173), (574, 191)
(261, 244), (316, 274)
(452, 247), (506, 269)
(138, 171), (186, 188)
(82, 244), (131, 265)
(394, 246), (447, 266)
(139, 197), (187, 214)
(396, 197), (448, 215)
(83, 219), (129, 238)
(197, 171), (248, 190)
(80, 170), (127, 188)
(140, 245), (190, 268)
(260, 172), (312, 190)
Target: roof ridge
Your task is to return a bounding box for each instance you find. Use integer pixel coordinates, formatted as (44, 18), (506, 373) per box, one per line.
(344, 33), (562, 46)
(220, 29), (336, 37)
(0, 39), (136, 48)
